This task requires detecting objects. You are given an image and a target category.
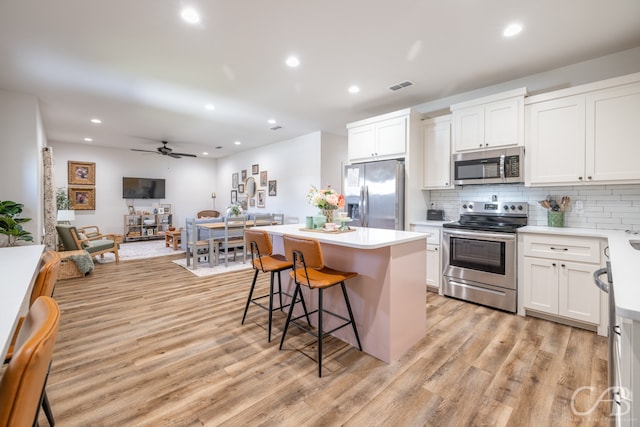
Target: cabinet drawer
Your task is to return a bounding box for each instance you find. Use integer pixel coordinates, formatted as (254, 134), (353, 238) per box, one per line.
(522, 234), (601, 264)
(412, 225), (441, 245)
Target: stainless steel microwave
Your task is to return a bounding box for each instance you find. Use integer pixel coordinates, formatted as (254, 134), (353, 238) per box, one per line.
(452, 146), (524, 185)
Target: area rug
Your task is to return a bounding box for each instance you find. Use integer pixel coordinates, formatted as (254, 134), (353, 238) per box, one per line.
(173, 258), (252, 277)
(172, 258), (252, 277)
(94, 239), (184, 263)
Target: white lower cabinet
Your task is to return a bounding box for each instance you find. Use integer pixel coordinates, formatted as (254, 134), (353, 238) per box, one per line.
(523, 257), (600, 324)
(521, 233), (606, 334)
(411, 224), (442, 292)
(426, 244), (440, 290)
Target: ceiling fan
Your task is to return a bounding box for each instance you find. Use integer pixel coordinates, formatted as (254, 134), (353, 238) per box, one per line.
(130, 141), (197, 158)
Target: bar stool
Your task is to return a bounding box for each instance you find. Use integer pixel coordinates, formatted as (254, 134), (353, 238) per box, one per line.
(280, 235), (362, 377)
(242, 229), (309, 341)
(0, 296), (61, 427)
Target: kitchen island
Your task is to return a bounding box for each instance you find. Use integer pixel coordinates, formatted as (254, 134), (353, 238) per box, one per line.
(258, 224), (428, 363)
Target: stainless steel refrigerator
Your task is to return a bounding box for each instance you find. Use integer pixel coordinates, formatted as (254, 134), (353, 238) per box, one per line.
(344, 159), (405, 230)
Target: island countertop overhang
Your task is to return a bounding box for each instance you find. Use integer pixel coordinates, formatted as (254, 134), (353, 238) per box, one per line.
(257, 224), (428, 250)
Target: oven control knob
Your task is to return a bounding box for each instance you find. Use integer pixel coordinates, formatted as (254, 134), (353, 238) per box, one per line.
(468, 204), (473, 210)
(517, 205), (523, 211)
(510, 205), (516, 210)
(503, 205), (509, 210)
(462, 204), (467, 209)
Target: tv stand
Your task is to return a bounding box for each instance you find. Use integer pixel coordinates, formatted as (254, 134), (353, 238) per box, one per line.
(124, 213), (172, 242)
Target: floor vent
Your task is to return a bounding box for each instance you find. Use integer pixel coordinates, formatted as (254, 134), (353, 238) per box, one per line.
(388, 80), (414, 91)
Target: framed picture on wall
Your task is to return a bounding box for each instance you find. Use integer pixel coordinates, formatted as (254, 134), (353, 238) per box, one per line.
(241, 169), (247, 181)
(68, 161), (95, 185)
(231, 190), (238, 204)
(249, 198), (256, 207)
(252, 164), (259, 175)
(232, 173), (239, 188)
(268, 180), (277, 196)
(260, 170), (268, 187)
(257, 190), (266, 208)
(69, 186), (96, 210)
(161, 204), (171, 213)
(238, 183), (244, 194)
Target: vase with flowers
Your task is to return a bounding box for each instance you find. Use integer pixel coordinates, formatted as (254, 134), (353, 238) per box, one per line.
(307, 185), (344, 225)
(227, 202), (243, 216)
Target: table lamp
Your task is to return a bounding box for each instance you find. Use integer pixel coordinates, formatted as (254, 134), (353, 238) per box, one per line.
(57, 209), (75, 224)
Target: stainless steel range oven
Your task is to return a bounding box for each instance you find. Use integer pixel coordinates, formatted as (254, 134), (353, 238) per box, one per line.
(442, 201), (528, 312)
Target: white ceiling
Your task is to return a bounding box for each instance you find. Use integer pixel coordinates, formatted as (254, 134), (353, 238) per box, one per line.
(1, 0), (639, 159)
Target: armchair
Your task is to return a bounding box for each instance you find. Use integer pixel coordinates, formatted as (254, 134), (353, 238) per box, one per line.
(56, 224), (120, 263)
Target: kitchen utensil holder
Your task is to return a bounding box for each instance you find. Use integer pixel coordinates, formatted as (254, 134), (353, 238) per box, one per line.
(547, 211), (565, 227)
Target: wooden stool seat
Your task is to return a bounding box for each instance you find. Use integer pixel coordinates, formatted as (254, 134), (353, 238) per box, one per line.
(280, 235), (361, 377)
(242, 229), (309, 342)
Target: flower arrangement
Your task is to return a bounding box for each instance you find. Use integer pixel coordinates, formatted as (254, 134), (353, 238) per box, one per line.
(227, 202), (243, 216)
(307, 185), (344, 210)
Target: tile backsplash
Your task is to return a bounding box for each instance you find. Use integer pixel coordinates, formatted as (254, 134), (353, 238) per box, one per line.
(429, 184), (640, 231)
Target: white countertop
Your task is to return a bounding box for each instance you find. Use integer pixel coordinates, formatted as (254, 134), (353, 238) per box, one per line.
(0, 244), (44, 361)
(258, 224), (427, 249)
(519, 226), (640, 321)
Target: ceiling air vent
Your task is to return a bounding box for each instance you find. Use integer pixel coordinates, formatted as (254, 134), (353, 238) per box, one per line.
(270, 125), (282, 131)
(388, 80), (414, 91)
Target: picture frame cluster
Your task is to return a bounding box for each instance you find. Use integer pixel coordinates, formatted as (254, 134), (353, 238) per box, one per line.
(231, 163), (276, 209)
(68, 161), (96, 210)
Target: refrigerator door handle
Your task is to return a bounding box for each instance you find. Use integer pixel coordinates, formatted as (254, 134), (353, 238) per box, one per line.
(363, 186), (369, 227)
(359, 186), (365, 227)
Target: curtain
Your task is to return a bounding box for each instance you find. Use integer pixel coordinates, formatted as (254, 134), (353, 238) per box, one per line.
(42, 146), (57, 250)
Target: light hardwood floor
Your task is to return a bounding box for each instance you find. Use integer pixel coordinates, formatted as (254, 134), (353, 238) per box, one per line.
(41, 254), (611, 426)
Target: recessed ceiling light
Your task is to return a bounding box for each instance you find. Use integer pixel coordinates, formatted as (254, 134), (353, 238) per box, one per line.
(84, 137), (93, 142)
(268, 118), (276, 125)
(90, 118), (102, 124)
(204, 104), (215, 111)
(202, 152), (208, 156)
(234, 141), (241, 145)
(503, 23), (523, 37)
(285, 55), (300, 68)
(181, 7), (200, 24)
(348, 85), (360, 94)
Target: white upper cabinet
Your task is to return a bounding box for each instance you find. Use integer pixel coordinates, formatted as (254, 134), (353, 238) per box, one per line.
(451, 88), (526, 153)
(526, 95), (586, 185)
(347, 109), (408, 162)
(586, 82), (640, 182)
(421, 115), (452, 189)
(526, 73), (640, 186)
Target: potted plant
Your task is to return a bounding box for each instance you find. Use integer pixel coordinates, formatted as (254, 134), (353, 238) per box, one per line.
(0, 200), (34, 246)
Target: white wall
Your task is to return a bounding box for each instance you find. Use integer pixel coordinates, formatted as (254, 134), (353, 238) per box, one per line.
(216, 131), (347, 223)
(415, 46), (640, 117)
(49, 141), (217, 234)
(0, 89), (45, 243)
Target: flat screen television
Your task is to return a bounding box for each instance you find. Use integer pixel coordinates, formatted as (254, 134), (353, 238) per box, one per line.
(122, 177), (165, 199)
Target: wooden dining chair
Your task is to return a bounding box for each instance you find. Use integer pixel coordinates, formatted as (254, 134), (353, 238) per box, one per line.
(280, 235), (362, 377)
(219, 215), (246, 267)
(184, 217), (210, 268)
(0, 296), (61, 427)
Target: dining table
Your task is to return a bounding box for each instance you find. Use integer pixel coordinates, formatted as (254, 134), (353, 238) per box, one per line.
(193, 220), (275, 268)
(0, 244), (45, 362)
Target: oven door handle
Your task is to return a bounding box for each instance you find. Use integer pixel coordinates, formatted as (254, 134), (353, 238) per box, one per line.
(443, 229), (516, 242)
(593, 267), (610, 293)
